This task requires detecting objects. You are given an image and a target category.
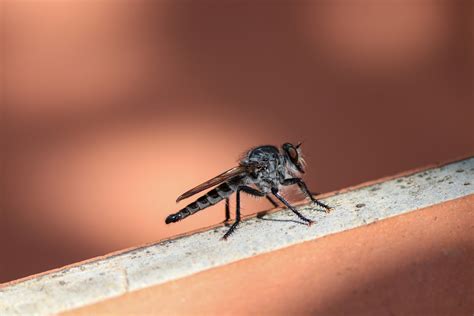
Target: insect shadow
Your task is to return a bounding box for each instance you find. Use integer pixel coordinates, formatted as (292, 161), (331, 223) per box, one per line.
(256, 210), (309, 226)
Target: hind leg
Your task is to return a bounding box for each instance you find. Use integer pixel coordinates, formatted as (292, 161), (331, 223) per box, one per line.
(222, 198), (231, 226)
(223, 189), (242, 240)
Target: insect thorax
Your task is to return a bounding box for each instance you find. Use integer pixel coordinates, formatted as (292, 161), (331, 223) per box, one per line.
(242, 145), (286, 193)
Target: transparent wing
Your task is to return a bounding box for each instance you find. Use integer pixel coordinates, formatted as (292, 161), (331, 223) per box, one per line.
(176, 164), (258, 203)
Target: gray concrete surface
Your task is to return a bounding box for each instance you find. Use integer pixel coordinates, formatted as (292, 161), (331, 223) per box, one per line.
(1, 157), (473, 315)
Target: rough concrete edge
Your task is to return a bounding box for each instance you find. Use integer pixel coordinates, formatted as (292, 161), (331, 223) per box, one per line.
(0, 157), (473, 316)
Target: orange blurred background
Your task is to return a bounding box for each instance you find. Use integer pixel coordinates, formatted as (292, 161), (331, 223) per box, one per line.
(2, 0), (473, 283)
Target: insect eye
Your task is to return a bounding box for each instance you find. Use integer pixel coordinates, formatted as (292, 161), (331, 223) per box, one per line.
(288, 147), (298, 161)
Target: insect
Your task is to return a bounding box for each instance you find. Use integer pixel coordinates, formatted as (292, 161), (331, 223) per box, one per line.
(165, 143), (332, 239)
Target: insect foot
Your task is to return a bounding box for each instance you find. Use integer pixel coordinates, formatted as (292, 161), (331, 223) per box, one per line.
(324, 206), (334, 214)
(221, 231), (234, 241)
(311, 199), (332, 213)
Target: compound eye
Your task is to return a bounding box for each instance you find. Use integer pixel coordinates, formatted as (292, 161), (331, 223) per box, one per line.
(288, 146), (298, 161)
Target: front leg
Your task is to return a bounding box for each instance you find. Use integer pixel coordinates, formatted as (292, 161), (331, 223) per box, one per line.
(282, 178), (332, 213)
(271, 188), (313, 225)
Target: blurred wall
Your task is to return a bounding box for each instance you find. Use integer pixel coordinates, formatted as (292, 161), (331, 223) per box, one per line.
(2, 0), (473, 283)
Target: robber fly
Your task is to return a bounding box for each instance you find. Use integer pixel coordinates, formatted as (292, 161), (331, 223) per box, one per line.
(165, 142), (332, 239)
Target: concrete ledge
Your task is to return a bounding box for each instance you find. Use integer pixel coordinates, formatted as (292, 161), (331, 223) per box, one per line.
(1, 157), (473, 315)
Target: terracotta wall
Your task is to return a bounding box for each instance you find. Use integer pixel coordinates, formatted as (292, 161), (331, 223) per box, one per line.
(2, 1), (473, 283)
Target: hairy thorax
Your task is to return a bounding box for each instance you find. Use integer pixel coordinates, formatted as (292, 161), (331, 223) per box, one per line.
(242, 145), (286, 193)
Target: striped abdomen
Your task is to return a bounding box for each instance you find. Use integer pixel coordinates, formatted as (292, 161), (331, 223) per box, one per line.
(165, 179), (240, 224)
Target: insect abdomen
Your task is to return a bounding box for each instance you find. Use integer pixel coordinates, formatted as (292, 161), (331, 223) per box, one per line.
(165, 182), (237, 224)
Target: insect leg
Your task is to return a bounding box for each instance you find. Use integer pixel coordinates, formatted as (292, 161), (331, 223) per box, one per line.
(239, 186), (278, 207)
(223, 188), (241, 240)
(240, 186), (265, 196)
(282, 178), (331, 212)
(271, 187), (313, 225)
(221, 197), (231, 225)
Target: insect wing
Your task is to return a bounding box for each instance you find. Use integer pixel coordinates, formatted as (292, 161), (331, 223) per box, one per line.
(176, 165), (248, 202)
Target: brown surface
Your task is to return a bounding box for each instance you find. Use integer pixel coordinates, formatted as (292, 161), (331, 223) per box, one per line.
(65, 196), (474, 316)
(3, 1), (474, 282)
